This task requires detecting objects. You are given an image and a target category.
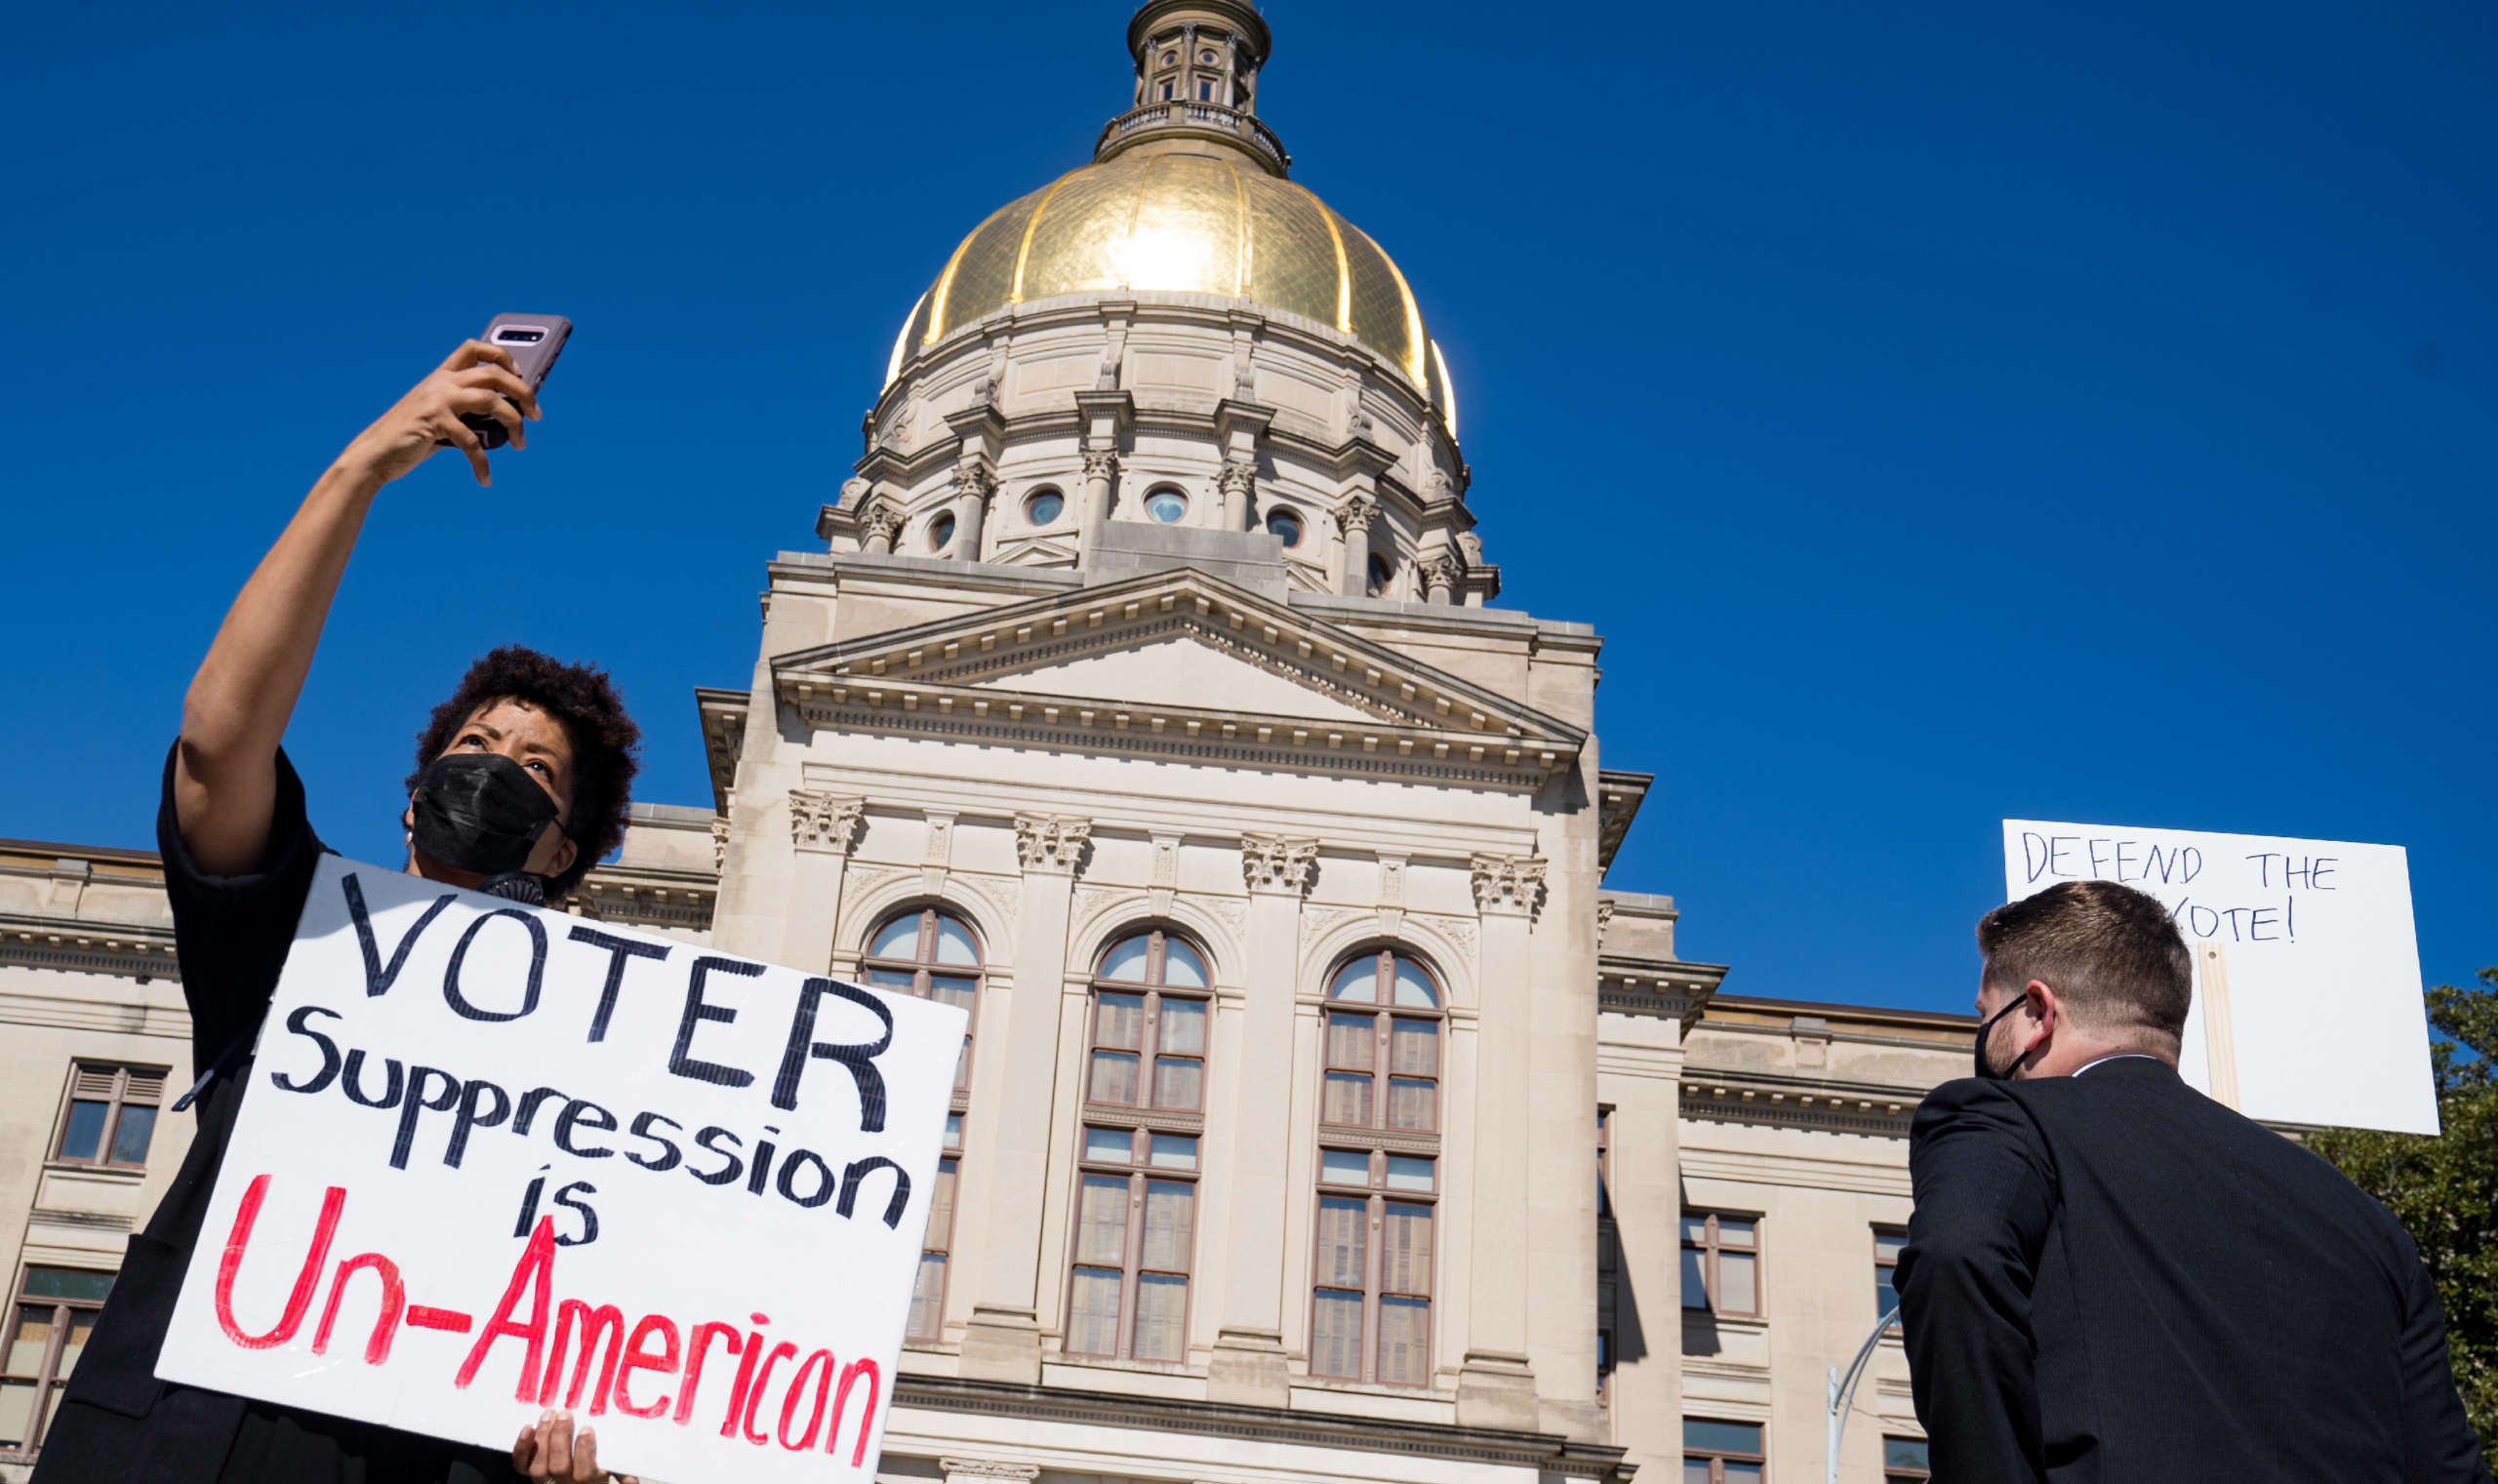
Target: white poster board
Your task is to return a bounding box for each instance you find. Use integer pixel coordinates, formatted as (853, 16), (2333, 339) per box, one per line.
(2002, 822), (2437, 1135)
(157, 858), (965, 1484)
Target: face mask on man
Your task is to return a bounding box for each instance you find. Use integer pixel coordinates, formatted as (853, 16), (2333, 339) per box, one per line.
(409, 752), (564, 899)
(1973, 993), (2034, 1081)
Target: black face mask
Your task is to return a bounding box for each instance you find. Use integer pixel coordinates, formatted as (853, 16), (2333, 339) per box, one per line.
(409, 752), (564, 882)
(1973, 995), (2033, 1081)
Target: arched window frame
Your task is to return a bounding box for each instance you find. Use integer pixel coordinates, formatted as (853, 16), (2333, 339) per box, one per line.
(1310, 945), (1444, 1387)
(859, 905), (983, 1342)
(1066, 927), (1213, 1365)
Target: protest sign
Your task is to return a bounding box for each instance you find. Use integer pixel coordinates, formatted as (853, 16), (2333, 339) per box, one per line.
(156, 857), (965, 1484)
(2002, 821), (2437, 1135)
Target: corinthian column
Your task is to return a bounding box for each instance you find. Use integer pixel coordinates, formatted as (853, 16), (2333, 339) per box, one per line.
(1336, 493), (1378, 597)
(961, 812), (1092, 1384)
(1458, 852), (1546, 1430)
(1078, 448), (1120, 542)
(950, 459), (996, 560)
(1210, 832), (1318, 1404)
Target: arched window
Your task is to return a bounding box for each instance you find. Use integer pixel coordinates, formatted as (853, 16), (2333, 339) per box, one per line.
(862, 907), (981, 1340)
(1068, 928), (1211, 1362)
(1311, 948), (1442, 1385)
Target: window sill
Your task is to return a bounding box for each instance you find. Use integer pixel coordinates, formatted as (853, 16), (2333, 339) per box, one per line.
(40, 1161), (145, 1183)
(1683, 1308), (1767, 1332)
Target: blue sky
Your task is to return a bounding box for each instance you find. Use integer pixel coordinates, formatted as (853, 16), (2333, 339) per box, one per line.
(2, 1), (2489, 1017)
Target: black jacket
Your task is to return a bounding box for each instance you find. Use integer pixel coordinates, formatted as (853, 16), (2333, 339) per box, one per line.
(1897, 1057), (2488, 1483)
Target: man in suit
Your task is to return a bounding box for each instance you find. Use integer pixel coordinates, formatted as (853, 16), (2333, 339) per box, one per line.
(1895, 878), (2488, 1482)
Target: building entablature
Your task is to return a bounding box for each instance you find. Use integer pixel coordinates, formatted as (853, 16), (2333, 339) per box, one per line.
(0, 839), (179, 982)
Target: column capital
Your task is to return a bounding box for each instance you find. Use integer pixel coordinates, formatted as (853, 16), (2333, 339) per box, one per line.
(1239, 833), (1318, 896)
(1470, 853), (1548, 917)
(788, 790), (866, 855)
(951, 458), (999, 500)
(1013, 813), (1093, 874)
(1336, 491), (1380, 535)
(1080, 447), (1123, 479)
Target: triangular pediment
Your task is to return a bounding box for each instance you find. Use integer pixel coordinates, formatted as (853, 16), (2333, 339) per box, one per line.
(769, 568), (1586, 786)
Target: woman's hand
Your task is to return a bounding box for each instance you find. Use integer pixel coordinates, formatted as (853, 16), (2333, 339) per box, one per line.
(511, 1408), (638, 1484)
(335, 340), (544, 489)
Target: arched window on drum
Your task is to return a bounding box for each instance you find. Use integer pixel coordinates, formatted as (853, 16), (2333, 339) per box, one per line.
(1068, 928), (1211, 1363)
(860, 906), (981, 1341)
(1311, 947), (1443, 1386)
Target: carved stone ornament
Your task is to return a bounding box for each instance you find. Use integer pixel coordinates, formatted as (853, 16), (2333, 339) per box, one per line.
(1239, 833), (1319, 896)
(1457, 529), (1485, 564)
(1013, 813), (1092, 874)
(788, 790), (866, 855)
(839, 475), (871, 507)
(860, 501), (907, 543)
(941, 1462), (1040, 1484)
(1595, 898), (1616, 947)
(1217, 457), (1257, 499)
(950, 460), (998, 501)
(709, 816), (730, 874)
(1337, 492), (1380, 535)
(1470, 853), (1549, 917)
(1080, 448), (1122, 480)
(1423, 552), (1466, 589)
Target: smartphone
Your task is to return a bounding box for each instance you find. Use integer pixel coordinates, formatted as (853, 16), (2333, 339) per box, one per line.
(464, 313), (571, 450)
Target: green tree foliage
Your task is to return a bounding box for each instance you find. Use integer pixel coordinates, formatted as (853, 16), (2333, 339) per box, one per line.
(2309, 968), (2498, 1464)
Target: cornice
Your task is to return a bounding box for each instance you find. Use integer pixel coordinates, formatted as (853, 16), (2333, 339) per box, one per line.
(573, 866), (718, 934)
(0, 915), (181, 983)
(1595, 770), (1652, 874)
(1675, 1068), (1924, 1139)
(694, 687), (748, 817)
(1597, 956), (1727, 1027)
(890, 1374), (1632, 1482)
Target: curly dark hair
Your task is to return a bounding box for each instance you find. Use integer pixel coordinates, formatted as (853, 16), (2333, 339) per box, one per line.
(406, 645), (640, 902)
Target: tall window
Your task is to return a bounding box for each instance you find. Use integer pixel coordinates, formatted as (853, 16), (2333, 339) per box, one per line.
(1874, 1225), (1908, 1324)
(1, 1267), (112, 1455)
(1312, 948), (1442, 1386)
(1883, 1437), (1931, 1483)
(1684, 1419), (1764, 1482)
(1068, 929), (1210, 1362)
(52, 1064), (163, 1168)
(861, 908), (981, 1341)
(1680, 1213), (1758, 1317)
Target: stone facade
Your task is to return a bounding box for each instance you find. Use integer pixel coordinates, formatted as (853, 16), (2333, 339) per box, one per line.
(0, 7), (1978, 1483)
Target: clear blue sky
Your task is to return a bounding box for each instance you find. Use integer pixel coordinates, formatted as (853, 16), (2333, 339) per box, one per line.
(3, 1), (2489, 1017)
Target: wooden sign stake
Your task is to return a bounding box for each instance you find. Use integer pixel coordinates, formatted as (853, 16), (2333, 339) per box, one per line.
(2198, 942), (2242, 1110)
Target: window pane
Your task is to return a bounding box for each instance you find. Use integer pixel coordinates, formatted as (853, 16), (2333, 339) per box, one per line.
(1716, 1218), (1756, 1248)
(1075, 1175), (1130, 1264)
(1682, 1462), (1713, 1484)
(103, 1104), (154, 1165)
(1884, 1438), (1930, 1469)
(1152, 1057), (1203, 1110)
(1874, 1230), (1909, 1261)
(1100, 935), (1151, 982)
(944, 1112), (963, 1150)
(923, 1158), (957, 1246)
(863, 966), (917, 990)
(1680, 1248), (1708, 1309)
(1095, 992), (1145, 1049)
(1684, 1419), (1763, 1453)
(1158, 939), (1208, 987)
(1140, 1181), (1194, 1270)
(22, 1269), (111, 1304)
(868, 915), (923, 960)
(57, 1101), (106, 1161)
(1723, 1465), (1762, 1483)
(1377, 1295), (1430, 1384)
(1389, 1019), (1437, 1075)
(1067, 1266), (1123, 1356)
(1391, 957), (1438, 1007)
(1321, 1071), (1373, 1127)
(1085, 1127), (1135, 1163)
(1089, 1051), (1141, 1104)
(907, 1254), (947, 1340)
(932, 915), (979, 966)
(1314, 1196), (1368, 1287)
(0, 1380), (36, 1452)
(1310, 1289), (1362, 1379)
(1157, 996), (1206, 1054)
(1680, 1214), (1710, 1245)
(1325, 1013), (1374, 1069)
(1875, 1272), (1900, 1318)
(7, 1306), (52, 1374)
(1320, 1148), (1369, 1185)
(1384, 1156), (1434, 1193)
(1380, 1202), (1433, 1294)
(953, 1039), (972, 1092)
(1387, 1077), (1436, 1132)
(1132, 1272), (1188, 1361)
(1327, 957), (1376, 1001)
(1148, 1134), (1198, 1170)
(926, 975), (977, 1013)
(1718, 1252), (1757, 1314)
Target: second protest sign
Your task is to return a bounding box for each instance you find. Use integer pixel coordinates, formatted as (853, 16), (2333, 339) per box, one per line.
(156, 857), (965, 1484)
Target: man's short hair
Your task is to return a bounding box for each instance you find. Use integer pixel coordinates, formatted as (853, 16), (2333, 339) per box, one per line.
(1976, 880), (2192, 1047)
(406, 645), (641, 902)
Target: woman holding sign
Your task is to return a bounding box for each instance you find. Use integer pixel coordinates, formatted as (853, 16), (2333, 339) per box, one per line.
(34, 342), (645, 1484)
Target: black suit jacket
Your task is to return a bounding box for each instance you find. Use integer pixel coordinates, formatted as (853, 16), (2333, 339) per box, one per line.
(1896, 1057), (2488, 1483)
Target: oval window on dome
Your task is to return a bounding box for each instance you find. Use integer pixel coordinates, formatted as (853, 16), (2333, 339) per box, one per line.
(1027, 488), (1065, 527)
(1265, 508), (1304, 548)
(929, 512), (956, 553)
(1146, 490), (1188, 525)
(1199, 49), (1216, 63)
(1161, 50), (1177, 65)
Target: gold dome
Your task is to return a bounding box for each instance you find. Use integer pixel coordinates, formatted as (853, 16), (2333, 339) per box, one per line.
(887, 151), (1453, 423)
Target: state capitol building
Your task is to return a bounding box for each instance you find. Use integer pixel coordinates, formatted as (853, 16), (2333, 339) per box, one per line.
(0, 7), (1974, 1482)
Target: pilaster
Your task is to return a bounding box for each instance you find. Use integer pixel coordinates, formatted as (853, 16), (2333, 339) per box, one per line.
(1458, 851), (1547, 1430)
(780, 789), (865, 974)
